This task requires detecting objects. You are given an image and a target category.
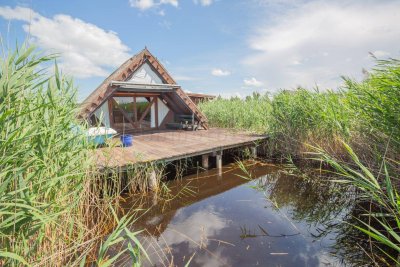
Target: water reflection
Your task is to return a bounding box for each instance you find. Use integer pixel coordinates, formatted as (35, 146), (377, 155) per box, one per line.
(115, 162), (366, 266)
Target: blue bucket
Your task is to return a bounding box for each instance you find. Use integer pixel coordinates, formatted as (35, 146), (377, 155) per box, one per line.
(120, 134), (133, 147)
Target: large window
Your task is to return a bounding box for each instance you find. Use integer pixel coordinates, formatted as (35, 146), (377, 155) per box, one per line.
(136, 97), (151, 126)
(111, 95), (156, 130)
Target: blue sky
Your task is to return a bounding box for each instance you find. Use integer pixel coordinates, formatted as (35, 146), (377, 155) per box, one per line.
(1, 0), (399, 101)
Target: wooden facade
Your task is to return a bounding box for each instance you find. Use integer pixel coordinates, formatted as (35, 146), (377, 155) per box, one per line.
(80, 48), (209, 133)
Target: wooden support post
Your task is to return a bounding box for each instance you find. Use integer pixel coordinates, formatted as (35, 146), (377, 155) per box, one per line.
(250, 146), (257, 158)
(155, 97), (159, 129)
(148, 170), (158, 192)
(151, 192), (158, 206)
(133, 96), (137, 122)
(216, 151), (223, 170)
(202, 154), (209, 169)
(218, 167), (222, 178)
(108, 98), (114, 128)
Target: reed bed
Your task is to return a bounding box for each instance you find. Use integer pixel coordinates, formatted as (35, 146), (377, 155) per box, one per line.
(199, 93), (272, 133)
(0, 46), (150, 266)
(199, 58), (400, 264)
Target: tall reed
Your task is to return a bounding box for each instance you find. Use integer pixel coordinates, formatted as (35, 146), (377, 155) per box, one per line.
(200, 57), (400, 262)
(200, 88), (352, 158)
(312, 143), (400, 265)
(0, 46), (145, 266)
(199, 92), (272, 133)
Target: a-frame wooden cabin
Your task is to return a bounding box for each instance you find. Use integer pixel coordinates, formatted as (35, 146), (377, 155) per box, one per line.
(79, 48), (208, 133)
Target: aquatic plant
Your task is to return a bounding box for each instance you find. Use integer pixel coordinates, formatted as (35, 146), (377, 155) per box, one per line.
(312, 143), (400, 265)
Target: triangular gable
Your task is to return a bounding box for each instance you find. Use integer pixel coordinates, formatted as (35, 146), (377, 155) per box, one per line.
(128, 62), (164, 84)
(78, 48), (208, 129)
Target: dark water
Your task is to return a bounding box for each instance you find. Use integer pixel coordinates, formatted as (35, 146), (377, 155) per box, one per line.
(116, 162), (364, 267)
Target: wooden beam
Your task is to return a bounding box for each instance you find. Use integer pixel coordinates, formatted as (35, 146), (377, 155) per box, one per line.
(113, 92), (160, 97)
(159, 110), (174, 128)
(133, 96), (137, 122)
(161, 93), (182, 114)
(107, 98), (114, 128)
(138, 97), (157, 124)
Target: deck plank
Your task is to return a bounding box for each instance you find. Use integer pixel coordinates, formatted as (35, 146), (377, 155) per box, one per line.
(94, 128), (267, 168)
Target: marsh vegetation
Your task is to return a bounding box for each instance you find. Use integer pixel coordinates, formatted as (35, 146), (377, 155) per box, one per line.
(199, 58), (400, 265)
(0, 46), (152, 266)
(1, 44), (399, 266)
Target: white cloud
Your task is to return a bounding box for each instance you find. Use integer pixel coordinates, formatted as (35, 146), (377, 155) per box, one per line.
(211, 68), (231, 76)
(0, 6), (39, 21)
(148, 205), (227, 249)
(244, 77), (263, 87)
(194, 0), (214, 6)
(0, 6), (130, 78)
(371, 50), (391, 58)
(161, 0), (178, 7)
(129, 0), (155, 10)
(244, 0), (400, 90)
(129, 0), (178, 10)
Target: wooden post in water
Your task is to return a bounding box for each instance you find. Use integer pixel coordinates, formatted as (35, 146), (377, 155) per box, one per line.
(250, 146), (257, 158)
(216, 151), (223, 170)
(148, 170), (158, 192)
(202, 154), (209, 169)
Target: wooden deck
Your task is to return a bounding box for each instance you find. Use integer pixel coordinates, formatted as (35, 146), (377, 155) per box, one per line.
(94, 128), (267, 168)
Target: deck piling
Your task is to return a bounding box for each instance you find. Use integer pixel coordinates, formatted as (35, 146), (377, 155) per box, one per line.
(250, 146), (257, 158)
(202, 154), (210, 169)
(148, 170), (158, 191)
(216, 151), (223, 170)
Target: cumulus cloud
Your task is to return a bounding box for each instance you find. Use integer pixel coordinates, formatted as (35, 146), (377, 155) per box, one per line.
(211, 68), (231, 76)
(129, 0), (178, 10)
(194, 0), (214, 6)
(161, 0), (178, 7)
(0, 6), (39, 21)
(0, 6), (131, 78)
(244, 0), (400, 90)
(244, 77), (263, 87)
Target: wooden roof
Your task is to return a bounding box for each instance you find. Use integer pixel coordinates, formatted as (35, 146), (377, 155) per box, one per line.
(78, 48), (208, 128)
(186, 92), (216, 99)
